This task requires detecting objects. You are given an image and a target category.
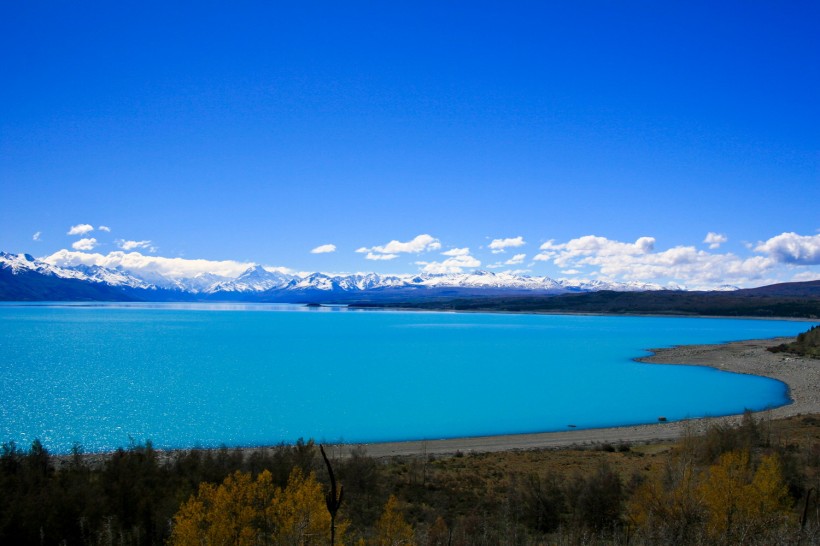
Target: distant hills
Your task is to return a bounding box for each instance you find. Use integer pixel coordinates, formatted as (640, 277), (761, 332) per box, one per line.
(353, 282), (820, 319)
(1, 251), (818, 318)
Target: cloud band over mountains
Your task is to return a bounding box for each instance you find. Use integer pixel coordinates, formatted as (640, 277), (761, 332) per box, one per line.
(37, 230), (820, 290)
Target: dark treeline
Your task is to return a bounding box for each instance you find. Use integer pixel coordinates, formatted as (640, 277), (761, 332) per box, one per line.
(2, 413), (820, 545)
(0, 438), (317, 545)
(351, 289), (820, 319)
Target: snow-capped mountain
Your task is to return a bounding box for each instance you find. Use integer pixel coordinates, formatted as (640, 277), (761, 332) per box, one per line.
(209, 265), (295, 293)
(712, 284), (741, 292)
(1, 251), (690, 301)
(0, 252), (152, 288)
(67, 264), (156, 290)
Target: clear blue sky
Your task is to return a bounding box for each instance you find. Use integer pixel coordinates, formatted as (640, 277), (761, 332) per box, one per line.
(1, 2), (818, 287)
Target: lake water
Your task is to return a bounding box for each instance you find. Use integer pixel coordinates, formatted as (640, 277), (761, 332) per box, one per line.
(0, 303), (812, 453)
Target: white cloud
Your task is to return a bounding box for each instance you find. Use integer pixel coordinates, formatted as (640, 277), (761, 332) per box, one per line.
(67, 223), (94, 236)
(98, 225), (111, 232)
(416, 253), (481, 274)
(32, 231), (41, 241)
(754, 232), (820, 265)
(119, 240), (153, 251)
(535, 235), (655, 265)
(71, 238), (98, 251)
(441, 247), (470, 256)
(704, 232), (728, 249)
(264, 265), (299, 275)
(310, 244), (337, 254)
(531, 234), (782, 288)
(358, 234), (441, 259)
(364, 252), (398, 261)
(505, 253), (526, 265)
(489, 236), (525, 254)
(45, 250), (255, 279)
(791, 270), (820, 282)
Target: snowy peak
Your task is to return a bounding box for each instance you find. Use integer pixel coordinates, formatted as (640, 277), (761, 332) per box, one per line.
(211, 266), (295, 293)
(0, 252), (153, 288)
(712, 284), (740, 292)
(1, 251), (86, 281)
(68, 264), (154, 289)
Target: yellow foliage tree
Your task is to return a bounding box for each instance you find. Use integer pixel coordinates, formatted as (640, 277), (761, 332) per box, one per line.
(372, 495), (415, 546)
(745, 453), (792, 529)
(171, 470), (274, 546)
(170, 468), (345, 546)
(271, 468), (340, 545)
(698, 450), (792, 543)
(628, 455), (706, 543)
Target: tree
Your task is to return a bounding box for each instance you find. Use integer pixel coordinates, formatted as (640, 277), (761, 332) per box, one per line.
(522, 472), (564, 533)
(320, 444), (344, 546)
(628, 454), (706, 544)
(568, 462), (623, 532)
(170, 468), (343, 546)
(698, 450), (792, 543)
(373, 495), (415, 546)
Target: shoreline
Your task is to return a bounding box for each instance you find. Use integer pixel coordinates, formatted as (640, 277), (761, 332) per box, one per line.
(62, 333), (819, 465)
(347, 304), (819, 322)
(332, 335), (819, 459)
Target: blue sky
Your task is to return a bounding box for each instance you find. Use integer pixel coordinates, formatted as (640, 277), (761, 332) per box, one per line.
(1, 2), (818, 288)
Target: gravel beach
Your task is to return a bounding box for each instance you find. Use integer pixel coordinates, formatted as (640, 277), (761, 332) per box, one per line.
(344, 335), (819, 459)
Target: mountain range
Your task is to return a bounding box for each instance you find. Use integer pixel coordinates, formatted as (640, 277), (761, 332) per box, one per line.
(0, 251), (704, 303)
(2, 251), (818, 320)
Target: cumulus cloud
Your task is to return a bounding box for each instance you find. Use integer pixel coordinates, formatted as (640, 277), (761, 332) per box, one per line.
(67, 223), (94, 236)
(441, 247), (471, 256)
(531, 234), (781, 288)
(534, 235), (655, 265)
(364, 252), (398, 261)
(45, 250), (255, 279)
(310, 244), (337, 254)
(72, 238), (98, 251)
(118, 240), (153, 251)
(754, 232), (820, 265)
(505, 253), (526, 265)
(416, 253), (481, 274)
(704, 232), (728, 249)
(32, 231), (41, 241)
(357, 234), (441, 259)
(489, 236), (525, 254)
(791, 270), (820, 282)
(98, 225), (111, 232)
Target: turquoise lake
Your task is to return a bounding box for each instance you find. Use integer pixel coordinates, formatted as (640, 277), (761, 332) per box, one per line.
(0, 303), (813, 453)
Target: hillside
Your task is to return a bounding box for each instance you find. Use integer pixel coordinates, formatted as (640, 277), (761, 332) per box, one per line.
(352, 282), (820, 319)
(0, 267), (135, 302)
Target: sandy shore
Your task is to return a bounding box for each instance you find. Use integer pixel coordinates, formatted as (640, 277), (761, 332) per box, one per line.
(338, 335), (819, 459)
